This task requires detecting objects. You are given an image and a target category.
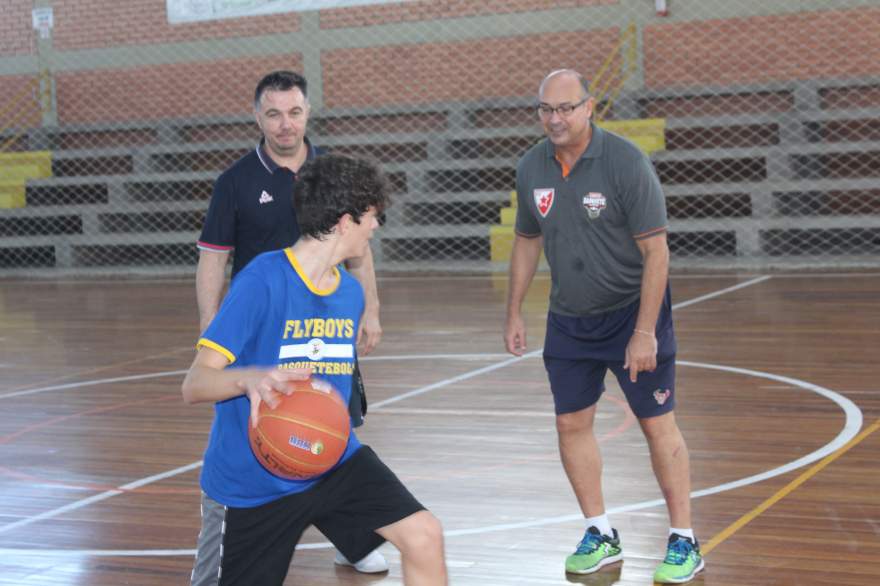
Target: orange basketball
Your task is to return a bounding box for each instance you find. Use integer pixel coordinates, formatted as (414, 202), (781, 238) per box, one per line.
(248, 378), (350, 480)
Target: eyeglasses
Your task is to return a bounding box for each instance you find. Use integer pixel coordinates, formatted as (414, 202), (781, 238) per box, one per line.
(536, 97), (589, 118)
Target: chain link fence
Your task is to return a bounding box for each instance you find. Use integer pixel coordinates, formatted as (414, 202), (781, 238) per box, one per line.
(1, 0), (879, 276)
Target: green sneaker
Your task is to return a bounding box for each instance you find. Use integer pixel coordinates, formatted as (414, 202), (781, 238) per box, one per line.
(653, 533), (705, 584)
(565, 526), (623, 574)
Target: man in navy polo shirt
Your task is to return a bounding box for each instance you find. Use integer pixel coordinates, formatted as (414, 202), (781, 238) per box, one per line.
(195, 70), (388, 574)
(504, 69), (703, 583)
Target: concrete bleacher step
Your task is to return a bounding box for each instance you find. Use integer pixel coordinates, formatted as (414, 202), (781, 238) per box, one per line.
(499, 206), (516, 225)
(0, 151), (52, 176)
(0, 182), (26, 208)
(2, 163), (48, 182)
(0, 151), (53, 208)
(2, 79), (880, 271)
(599, 118), (667, 155)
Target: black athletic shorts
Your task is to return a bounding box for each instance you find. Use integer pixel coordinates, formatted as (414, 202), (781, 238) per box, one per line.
(191, 446), (425, 586)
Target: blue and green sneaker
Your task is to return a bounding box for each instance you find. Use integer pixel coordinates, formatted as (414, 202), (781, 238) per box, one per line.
(653, 533), (705, 583)
(564, 526), (623, 574)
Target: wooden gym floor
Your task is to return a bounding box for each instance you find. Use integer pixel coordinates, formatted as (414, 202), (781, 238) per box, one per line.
(0, 271), (878, 585)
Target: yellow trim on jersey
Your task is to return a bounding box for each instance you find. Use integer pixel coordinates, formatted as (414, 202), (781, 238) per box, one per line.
(284, 248), (340, 296)
(197, 338), (236, 364)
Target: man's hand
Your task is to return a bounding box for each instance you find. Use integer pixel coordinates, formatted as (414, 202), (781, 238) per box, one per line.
(238, 367), (312, 428)
(345, 249), (382, 355)
(623, 330), (658, 383)
(357, 306), (382, 355)
(504, 313), (527, 356)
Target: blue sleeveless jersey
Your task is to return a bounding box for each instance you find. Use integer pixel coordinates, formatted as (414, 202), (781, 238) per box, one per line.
(196, 248), (364, 507)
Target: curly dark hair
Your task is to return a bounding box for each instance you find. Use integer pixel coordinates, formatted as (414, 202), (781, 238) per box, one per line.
(293, 155), (391, 239)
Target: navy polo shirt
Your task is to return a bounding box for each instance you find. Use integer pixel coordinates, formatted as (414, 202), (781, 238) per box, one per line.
(198, 138), (320, 277)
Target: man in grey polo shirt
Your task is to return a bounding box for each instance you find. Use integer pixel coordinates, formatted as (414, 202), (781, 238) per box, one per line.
(503, 69), (703, 584)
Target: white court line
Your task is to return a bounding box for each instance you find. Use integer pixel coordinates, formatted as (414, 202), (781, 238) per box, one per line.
(369, 352), (542, 410)
(0, 275), (792, 554)
(442, 360), (863, 537)
(0, 370), (188, 400)
(372, 408), (556, 418)
(361, 284), (743, 406)
(0, 355), (511, 401)
(5, 271), (872, 289)
(0, 361), (862, 555)
(672, 275), (770, 310)
(0, 461), (203, 536)
(364, 353), (511, 362)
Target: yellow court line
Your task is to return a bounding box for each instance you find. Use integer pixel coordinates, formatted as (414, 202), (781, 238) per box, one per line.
(703, 417), (880, 555)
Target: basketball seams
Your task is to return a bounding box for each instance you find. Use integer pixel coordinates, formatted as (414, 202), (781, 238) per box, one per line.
(259, 413), (349, 441)
(289, 387), (347, 407)
(248, 378), (351, 480)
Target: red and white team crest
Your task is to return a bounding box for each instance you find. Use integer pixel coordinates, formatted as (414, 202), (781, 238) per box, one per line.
(583, 192), (606, 220)
(534, 188), (555, 217)
(653, 389), (671, 405)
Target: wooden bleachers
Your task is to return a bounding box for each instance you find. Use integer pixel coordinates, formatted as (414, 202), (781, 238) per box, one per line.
(1, 77), (879, 273)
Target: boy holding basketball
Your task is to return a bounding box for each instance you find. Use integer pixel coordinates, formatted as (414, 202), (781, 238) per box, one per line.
(182, 154), (447, 586)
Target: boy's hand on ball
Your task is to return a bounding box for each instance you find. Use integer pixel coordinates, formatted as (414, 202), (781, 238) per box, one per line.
(239, 368), (312, 427)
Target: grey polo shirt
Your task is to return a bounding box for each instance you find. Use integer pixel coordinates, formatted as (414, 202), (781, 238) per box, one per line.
(515, 123), (668, 316)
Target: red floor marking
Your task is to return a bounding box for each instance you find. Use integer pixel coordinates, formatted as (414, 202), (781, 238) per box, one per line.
(0, 394), (199, 494)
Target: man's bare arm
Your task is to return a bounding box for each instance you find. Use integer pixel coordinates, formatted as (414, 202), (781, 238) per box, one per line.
(196, 249), (230, 332)
(344, 246), (382, 354)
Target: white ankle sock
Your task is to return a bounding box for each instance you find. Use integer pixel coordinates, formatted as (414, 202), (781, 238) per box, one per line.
(585, 514), (612, 536)
(669, 527), (695, 541)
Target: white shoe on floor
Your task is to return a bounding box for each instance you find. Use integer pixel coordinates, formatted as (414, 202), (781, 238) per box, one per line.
(334, 548), (389, 573)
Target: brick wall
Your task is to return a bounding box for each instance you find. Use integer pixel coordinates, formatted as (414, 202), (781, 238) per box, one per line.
(56, 54), (303, 124)
(0, 0), (35, 56)
(4, 3), (879, 126)
(322, 28), (620, 108)
(51, 0), (300, 50)
(0, 75), (42, 130)
(319, 0), (616, 29)
(644, 7), (880, 89)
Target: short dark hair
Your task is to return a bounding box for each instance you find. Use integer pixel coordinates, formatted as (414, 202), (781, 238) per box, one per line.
(293, 155), (391, 240)
(254, 71), (308, 109)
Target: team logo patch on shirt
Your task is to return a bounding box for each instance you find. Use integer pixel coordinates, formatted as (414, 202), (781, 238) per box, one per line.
(258, 190), (274, 204)
(583, 192), (606, 220)
(534, 188), (555, 217)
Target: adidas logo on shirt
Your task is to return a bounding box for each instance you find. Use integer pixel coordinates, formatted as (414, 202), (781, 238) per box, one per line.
(258, 190), (274, 204)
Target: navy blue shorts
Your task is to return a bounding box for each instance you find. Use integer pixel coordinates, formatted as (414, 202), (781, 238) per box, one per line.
(543, 288), (677, 419)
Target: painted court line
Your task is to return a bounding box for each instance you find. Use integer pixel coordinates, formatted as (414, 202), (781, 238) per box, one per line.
(672, 275), (770, 310)
(0, 461), (203, 536)
(365, 353), (511, 362)
(0, 361), (862, 555)
(374, 408), (557, 418)
(0, 370), (188, 400)
(369, 352), (542, 410)
(702, 416), (880, 555)
(413, 361), (864, 538)
(0, 275), (801, 556)
(0, 276), (771, 402)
